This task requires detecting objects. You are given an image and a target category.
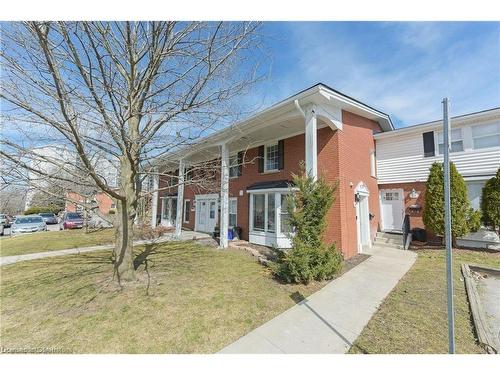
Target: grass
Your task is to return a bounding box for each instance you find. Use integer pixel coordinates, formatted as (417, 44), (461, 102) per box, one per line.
(349, 249), (500, 354)
(0, 241), (326, 353)
(0, 228), (115, 257)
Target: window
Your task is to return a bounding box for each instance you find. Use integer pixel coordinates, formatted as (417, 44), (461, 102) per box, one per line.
(209, 201), (216, 219)
(384, 192), (399, 201)
(229, 155), (239, 178)
(267, 194), (276, 233)
(265, 143), (279, 171)
(370, 151), (376, 178)
(437, 128), (464, 154)
(472, 122), (500, 149)
(184, 200), (190, 222)
(280, 194), (292, 233)
(467, 181), (486, 210)
(229, 198), (237, 227)
(253, 194), (265, 231)
(110, 203), (116, 209)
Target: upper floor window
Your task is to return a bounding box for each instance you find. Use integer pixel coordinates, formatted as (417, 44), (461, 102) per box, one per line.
(437, 128), (463, 154)
(265, 143), (279, 171)
(472, 122), (500, 150)
(229, 155), (239, 178)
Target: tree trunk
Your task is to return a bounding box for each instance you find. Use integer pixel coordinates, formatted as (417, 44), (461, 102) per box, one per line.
(113, 158), (137, 283)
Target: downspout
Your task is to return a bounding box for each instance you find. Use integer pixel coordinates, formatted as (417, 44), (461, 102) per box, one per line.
(294, 99), (305, 119)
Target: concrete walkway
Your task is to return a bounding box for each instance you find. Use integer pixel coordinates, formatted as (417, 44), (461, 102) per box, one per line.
(1, 230), (211, 266)
(220, 245), (417, 354)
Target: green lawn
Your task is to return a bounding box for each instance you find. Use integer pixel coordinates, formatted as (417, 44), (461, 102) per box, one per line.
(0, 228), (115, 257)
(349, 249), (500, 354)
(0, 241), (325, 353)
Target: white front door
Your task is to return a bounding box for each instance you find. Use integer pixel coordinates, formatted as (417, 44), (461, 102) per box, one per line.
(355, 194), (370, 253)
(380, 189), (404, 232)
(195, 195), (218, 233)
(161, 196), (177, 227)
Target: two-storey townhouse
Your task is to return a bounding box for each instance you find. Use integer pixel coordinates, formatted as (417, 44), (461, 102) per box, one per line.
(375, 107), (500, 248)
(151, 83), (393, 259)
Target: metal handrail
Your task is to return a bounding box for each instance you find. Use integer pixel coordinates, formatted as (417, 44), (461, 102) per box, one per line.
(402, 214), (410, 250)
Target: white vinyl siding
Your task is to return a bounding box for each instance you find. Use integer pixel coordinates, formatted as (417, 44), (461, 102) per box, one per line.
(376, 125), (500, 184)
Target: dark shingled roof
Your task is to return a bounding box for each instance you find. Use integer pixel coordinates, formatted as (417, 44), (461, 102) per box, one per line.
(247, 180), (294, 191)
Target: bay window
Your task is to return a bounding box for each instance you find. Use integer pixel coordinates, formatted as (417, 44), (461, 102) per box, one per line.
(253, 194), (265, 231)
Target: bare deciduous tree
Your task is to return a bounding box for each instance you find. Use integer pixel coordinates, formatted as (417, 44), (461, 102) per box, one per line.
(0, 21), (263, 283)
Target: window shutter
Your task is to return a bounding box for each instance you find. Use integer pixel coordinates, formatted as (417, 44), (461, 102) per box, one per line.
(422, 131), (435, 157)
(258, 145), (264, 173)
(278, 140), (284, 170)
(237, 151), (243, 176)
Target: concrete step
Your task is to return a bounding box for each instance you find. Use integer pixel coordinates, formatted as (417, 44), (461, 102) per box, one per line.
(375, 237), (403, 245)
(376, 232), (403, 241)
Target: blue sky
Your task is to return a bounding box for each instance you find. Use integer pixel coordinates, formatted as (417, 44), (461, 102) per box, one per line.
(246, 22), (500, 128)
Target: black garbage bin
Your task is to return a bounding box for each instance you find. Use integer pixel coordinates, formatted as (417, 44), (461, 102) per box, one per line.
(412, 228), (426, 242)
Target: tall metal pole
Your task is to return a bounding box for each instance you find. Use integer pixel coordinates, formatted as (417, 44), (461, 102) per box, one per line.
(443, 97), (455, 354)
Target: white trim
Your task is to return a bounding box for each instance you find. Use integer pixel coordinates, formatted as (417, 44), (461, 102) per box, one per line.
(374, 108), (500, 140)
(246, 187), (297, 194)
(195, 193), (219, 200)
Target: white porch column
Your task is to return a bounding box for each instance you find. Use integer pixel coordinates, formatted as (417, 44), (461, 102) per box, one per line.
(219, 143), (229, 248)
(175, 159), (185, 238)
(150, 167), (159, 228)
(305, 106), (318, 180)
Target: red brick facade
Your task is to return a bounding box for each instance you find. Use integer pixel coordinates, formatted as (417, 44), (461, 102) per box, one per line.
(157, 110), (383, 259)
(378, 182), (427, 230)
(65, 191), (115, 215)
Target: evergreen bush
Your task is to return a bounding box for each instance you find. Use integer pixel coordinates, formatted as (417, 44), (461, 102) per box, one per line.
(481, 168), (500, 233)
(422, 162), (476, 243)
(272, 170), (343, 284)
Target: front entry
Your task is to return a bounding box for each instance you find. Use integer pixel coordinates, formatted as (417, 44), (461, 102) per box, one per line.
(380, 189), (404, 232)
(355, 182), (371, 253)
(195, 194), (218, 233)
(161, 196), (177, 227)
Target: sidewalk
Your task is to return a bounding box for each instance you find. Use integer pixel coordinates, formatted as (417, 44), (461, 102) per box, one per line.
(219, 245), (416, 353)
(0, 230), (211, 266)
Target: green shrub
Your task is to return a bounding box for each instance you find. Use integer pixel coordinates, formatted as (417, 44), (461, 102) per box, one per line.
(467, 208), (482, 233)
(272, 169), (343, 284)
(108, 209), (116, 215)
(481, 168), (500, 233)
(24, 206), (61, 215)
(422, 162), (473, 242)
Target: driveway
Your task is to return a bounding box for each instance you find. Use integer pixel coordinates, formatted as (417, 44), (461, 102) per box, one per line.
(220, 245), (417, 354)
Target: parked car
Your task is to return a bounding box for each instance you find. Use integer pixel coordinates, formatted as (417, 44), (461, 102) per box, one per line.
(0, 223), (4, 236)
(60, 212), (84, 230)
(11, 215), (47, 234)
(39, 212), (59, 225)
(0, 214), (12, 228)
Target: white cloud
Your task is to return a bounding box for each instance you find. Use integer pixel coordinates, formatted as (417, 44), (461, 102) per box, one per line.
(269, 22), (500, 128)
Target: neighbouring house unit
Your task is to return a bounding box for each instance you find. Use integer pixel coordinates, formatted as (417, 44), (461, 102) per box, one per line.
(150, 83), (500, 258)
(65, 191), (115, 215)
(375, 107), (500, 249)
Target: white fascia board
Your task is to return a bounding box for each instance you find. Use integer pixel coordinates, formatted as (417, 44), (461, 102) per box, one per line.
(375, 107), (500, 140)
